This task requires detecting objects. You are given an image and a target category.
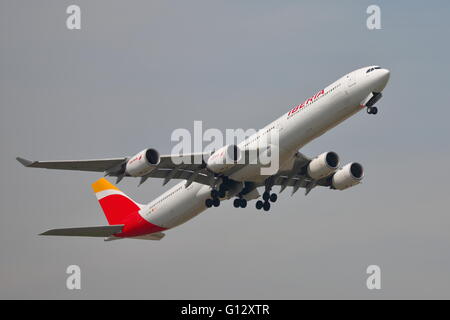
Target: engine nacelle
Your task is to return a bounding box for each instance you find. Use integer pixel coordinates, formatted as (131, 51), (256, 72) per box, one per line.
(307, 151), (339, 180)
(332, 162), (364, 190)
(207, 144), (241, 174)
(125, 148), (160, 177)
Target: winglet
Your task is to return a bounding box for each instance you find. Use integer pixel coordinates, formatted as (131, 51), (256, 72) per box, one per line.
(16, 157), (34, 167)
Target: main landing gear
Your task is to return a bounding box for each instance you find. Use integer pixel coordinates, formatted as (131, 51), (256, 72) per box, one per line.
(366, 106), (378, 115)
(205, 189), (224, 208)
(255, 191), (277, 212)
(205, 197), (220, 208)
(233, 197), (247, 208)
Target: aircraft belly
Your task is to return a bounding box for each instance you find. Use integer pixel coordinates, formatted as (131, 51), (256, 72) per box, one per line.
(229, 150), (293, 182)
(146, 183), (211, 230)
(229, 166), (266, 182)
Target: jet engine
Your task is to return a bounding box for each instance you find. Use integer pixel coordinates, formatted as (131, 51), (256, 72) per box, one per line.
(207, 144), (241, 174)
(125, 148), (160, 177)
(331, 162), (364, 190)
(307, 151), (340, 180)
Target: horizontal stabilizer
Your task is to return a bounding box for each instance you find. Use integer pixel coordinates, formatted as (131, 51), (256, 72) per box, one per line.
(104, 232), (166, 241)
(40, 225), (124, 237)
(131, 232), (166, 241)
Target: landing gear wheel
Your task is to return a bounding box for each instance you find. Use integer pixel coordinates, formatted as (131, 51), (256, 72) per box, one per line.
(234, 198), (248, 208)
(218, 190), (226, 198)
(205, 199), (213, 208)
(213, 197), (220, 207)
(367, 106), (378, 115)
(269, 193), (277, 203)
(256, 200), (264, 210)
(263, 201), (271, 211)
(262, 191), (270, 201)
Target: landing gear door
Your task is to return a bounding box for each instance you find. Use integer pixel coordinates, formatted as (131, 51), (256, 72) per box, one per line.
(362, 92), (382, 107)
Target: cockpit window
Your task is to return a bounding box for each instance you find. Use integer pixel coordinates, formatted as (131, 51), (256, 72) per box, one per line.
(366, 66), (381, 73)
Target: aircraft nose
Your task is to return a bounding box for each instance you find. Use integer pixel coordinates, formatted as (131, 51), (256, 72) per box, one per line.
(372, 68), (390, 92)
(380, 68), (390, 83)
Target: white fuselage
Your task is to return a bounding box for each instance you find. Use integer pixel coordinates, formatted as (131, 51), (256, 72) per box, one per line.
(138, 66), (390, 231)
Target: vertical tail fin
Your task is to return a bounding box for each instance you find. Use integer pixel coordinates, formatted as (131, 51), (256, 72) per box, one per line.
(92, 178), (143, 225)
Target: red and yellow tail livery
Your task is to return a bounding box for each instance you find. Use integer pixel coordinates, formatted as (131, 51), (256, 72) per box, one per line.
(92, 178), (143, 226)
(39, 178), (166, 240)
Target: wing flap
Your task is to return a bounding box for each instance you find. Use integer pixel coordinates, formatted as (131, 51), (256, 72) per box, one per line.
(40, 225), (124, 237)
(145, 168), (214, 186)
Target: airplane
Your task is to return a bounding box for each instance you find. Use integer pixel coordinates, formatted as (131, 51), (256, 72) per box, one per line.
(17, 66), (390, 241)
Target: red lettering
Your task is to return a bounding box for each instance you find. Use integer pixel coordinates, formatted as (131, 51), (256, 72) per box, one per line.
(287, 89), (324, 117)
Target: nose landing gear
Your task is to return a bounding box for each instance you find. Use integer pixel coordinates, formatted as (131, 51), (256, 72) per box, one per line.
(365, 92), (382, 115)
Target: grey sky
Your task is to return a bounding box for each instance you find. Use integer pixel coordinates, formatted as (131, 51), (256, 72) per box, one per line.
(1, 0), (450, 299)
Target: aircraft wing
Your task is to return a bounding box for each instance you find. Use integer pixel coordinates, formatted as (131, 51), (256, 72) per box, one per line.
(16, 150), (320, 191)
(269, 151), (342, 196)
(17, 153), (217, 186)
(271, 174), (317, 195)
(16, 157), (127, 172)
(256, 151), (329, 196)
(16, 153), (208, 172)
